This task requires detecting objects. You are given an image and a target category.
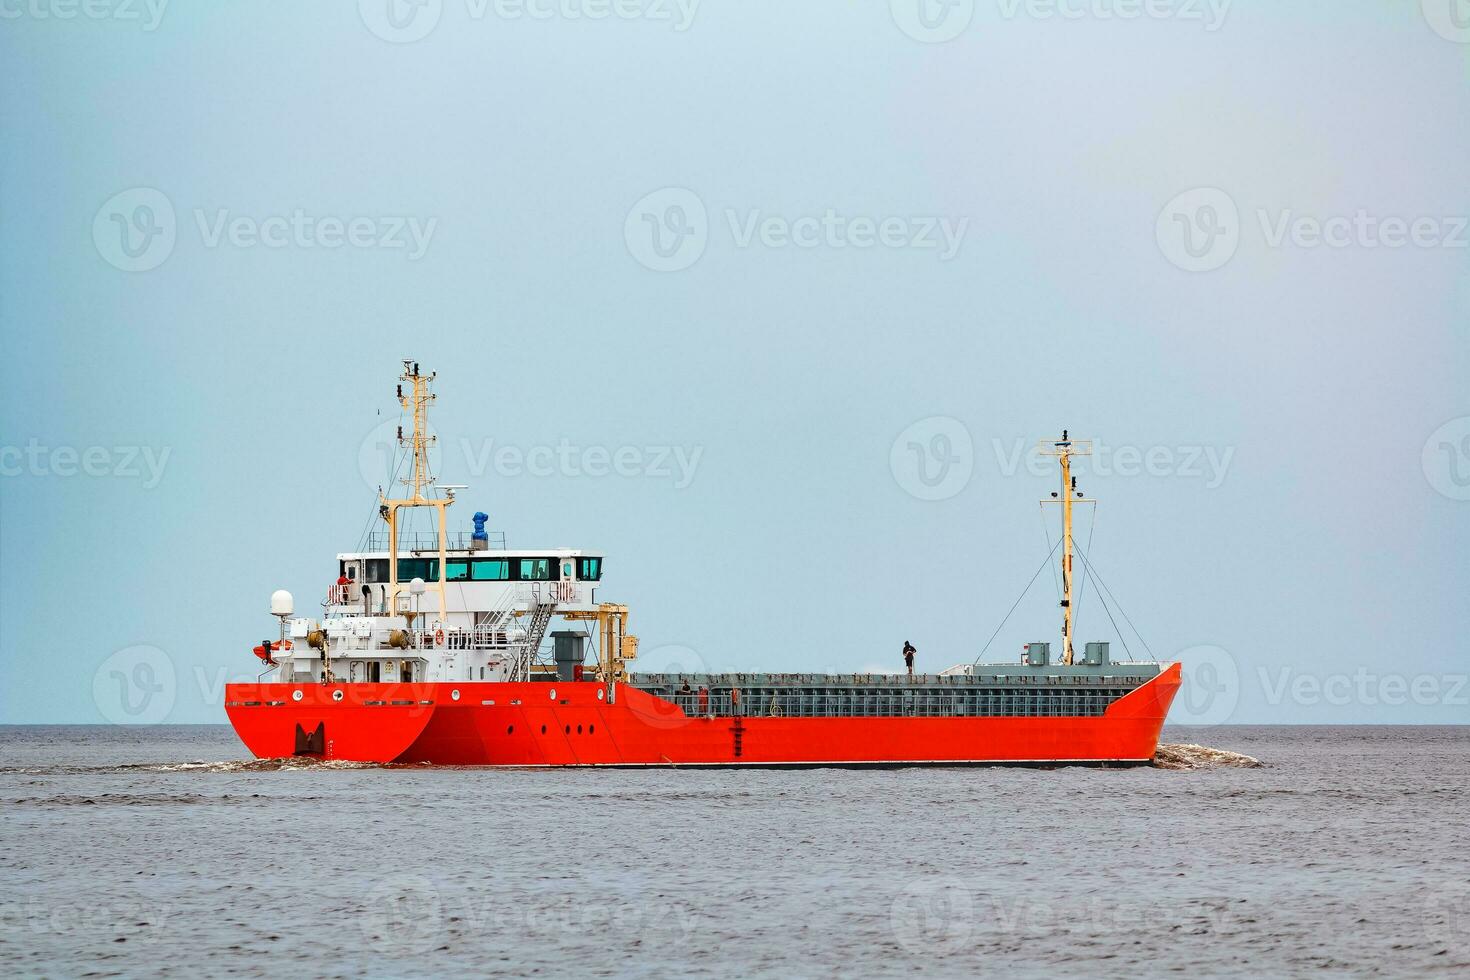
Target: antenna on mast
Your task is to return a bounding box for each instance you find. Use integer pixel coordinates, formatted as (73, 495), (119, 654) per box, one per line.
(380, 361), (451, 622)
(1037, 431), (1093, 665)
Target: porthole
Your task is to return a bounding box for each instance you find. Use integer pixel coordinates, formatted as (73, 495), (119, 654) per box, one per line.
(292, 690), (303, 702)
(564, 725), (570, 734)
(589, 724), (595, 734)
(540, 725), (547, 734)
(549, 688), (557, 700)
(451, 689), (461, 701)
(331, 690), (343, 702)
(596, 689), (604, 701)
(507, 725), (514, 735)
(576, 724), (583, 734)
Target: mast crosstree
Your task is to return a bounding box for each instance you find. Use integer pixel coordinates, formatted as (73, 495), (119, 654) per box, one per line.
(381, 360), (453, 621)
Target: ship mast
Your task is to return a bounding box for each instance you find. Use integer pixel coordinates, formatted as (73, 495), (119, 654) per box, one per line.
(381, 361), (451, 622)
(1039, 431), (1092, 665)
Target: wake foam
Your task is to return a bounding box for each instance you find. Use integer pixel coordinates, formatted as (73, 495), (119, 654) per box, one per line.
(1153, 743), (1262, 770)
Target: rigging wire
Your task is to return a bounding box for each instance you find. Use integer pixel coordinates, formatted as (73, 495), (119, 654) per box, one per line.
(1072, 501), (1098, 631)
(1073, 540), (1158, 663)
(1039, 503), (1061, 599)
(974, 535), (1063, 665)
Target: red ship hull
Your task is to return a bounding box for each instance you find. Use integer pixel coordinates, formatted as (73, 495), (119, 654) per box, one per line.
(225, 662), (1180, 767)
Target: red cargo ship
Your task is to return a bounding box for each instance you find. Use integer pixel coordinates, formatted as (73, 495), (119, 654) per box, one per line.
(226, 363), (1180, 766)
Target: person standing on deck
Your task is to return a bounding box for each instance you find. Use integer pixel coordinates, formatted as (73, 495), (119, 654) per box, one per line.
(902, 641), (916, 676)
(698, 685), (710, 717)
(679, 679), (692, 714)
(730, 685), (741, 716)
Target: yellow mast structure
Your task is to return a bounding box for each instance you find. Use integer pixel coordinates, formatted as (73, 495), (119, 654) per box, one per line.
(381, 361), (450, 623)
(1039, 431), (1092, 665)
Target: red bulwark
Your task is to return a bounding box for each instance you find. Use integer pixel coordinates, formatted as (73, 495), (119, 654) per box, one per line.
(225, 663), (1181, 767)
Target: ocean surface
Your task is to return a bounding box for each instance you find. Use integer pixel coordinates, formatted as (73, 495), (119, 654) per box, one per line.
(2, 725), (1466, 979)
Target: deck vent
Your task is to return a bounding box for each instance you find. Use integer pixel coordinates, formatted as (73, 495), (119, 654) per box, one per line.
(1024, 642), (1051, 666)
(552, 631), (585, 682)
(1083, 642), (1110, 666)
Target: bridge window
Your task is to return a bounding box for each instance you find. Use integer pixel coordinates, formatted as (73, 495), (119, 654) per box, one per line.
(396, 558), (438, 583)
(518, 558), (552, 581)
(446, 560), (469, 582)
(577, 557), (602, 581)
(365, 559), (389, 583)
(470, 559), (510, 581)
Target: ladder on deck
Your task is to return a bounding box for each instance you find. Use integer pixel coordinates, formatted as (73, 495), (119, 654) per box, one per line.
(523, 602), (557, 662)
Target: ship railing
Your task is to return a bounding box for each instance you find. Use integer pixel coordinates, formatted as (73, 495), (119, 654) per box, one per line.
(325, 583), (361, 606)
(653, 688), (1121, 719)
(516, 581), (583, 605)
(364, 530), (506, 552)
(325, 623), (528, 654)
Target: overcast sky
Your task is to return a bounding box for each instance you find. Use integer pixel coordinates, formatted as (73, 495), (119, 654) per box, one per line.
(1, 1), (1466, 724)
